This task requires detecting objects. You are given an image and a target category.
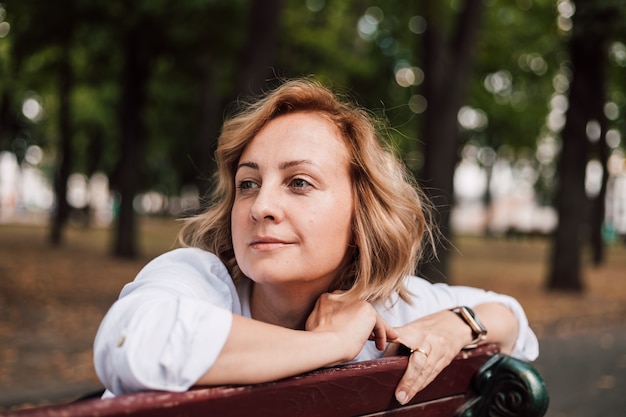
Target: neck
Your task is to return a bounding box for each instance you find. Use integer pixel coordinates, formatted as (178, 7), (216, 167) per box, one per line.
(250, 283), (324, 330)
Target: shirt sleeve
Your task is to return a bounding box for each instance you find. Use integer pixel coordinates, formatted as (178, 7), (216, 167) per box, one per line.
(379, 276), (539, 362)
(93, 248), (238, 396)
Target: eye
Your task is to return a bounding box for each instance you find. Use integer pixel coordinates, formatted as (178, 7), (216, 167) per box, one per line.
(236, 180), (259, 192)
(290, 178), (311, 189)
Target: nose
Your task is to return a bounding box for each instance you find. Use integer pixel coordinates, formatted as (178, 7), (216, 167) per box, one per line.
(249, 183), (283, 222)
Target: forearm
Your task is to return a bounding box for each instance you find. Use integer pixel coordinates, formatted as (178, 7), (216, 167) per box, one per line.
(391, 302), (519, 355)
(472, 302), (518, 354)
(196, 314), (346, 386)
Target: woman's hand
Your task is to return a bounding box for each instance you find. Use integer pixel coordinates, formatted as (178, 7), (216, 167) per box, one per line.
(390, 303), (518, 405)
(390, 310), (470, 405)
(305, 291), (399, 363)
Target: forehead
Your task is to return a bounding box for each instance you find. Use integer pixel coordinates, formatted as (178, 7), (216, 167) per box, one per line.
(240, 112), (350, 164)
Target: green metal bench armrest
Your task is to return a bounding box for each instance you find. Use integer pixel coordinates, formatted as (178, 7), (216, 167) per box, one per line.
(456, 354), (549, 417)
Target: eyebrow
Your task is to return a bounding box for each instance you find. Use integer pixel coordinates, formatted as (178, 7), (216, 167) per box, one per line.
(236, 160), (318, 171)
(237, 161), (258, 171)
(279, 159), (317, 170)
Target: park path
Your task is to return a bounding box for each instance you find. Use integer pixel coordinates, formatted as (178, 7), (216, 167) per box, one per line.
(535, 325), (626, 417)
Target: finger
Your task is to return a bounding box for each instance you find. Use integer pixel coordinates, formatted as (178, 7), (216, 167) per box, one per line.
(386, 326), (399, 343)
(371, 315), (399, 350)
(379, 318), (399, 343)
(328, 290), (347, 298)
(371, 318), (387, 350)
(394, 350), (436, 405)
(390, 328), (415, 351)
(394, 352), (425, 404)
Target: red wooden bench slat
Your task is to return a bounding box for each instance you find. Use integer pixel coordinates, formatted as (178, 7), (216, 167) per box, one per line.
(5, 344), (540, 417)
(363, 396), (467, 417)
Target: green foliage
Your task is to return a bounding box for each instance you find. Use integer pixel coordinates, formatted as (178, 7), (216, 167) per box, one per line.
(468, 0), (561, 152)
(2, 0), (625, 200)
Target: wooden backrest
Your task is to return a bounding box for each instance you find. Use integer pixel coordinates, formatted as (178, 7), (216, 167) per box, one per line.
(4, 345), (548, 417)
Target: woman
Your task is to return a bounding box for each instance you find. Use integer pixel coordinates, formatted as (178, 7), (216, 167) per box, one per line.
(94, 78), (538, 405)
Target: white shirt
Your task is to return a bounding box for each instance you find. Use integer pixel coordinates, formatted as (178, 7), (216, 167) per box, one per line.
(94, 248), (538, 396)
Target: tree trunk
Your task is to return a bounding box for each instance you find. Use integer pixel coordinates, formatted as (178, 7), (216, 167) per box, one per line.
(418, 0), (485, 282)
(548, 79), (587, 291)
(50, 49), (73, 245)
(589, 114), (609, 266)
(547, 0), (612, 291)
(193, 0), (283, 203)
(236, 0), (283, 97)
(192, 58), (222, 203)
(0, 91), (18, 150)
(586, 4), (616, 266)
(113, 28), (151, 258)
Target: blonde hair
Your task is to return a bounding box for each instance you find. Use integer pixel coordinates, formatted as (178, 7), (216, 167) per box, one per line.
(178, 78), (434, 304)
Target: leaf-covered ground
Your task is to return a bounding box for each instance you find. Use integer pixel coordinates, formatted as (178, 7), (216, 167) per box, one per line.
(1, 218), (625, 410)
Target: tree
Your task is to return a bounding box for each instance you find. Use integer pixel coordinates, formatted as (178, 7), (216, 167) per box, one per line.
(191, 0), (283, 202)
(9, 0), (81, 245)
(0, 3), (22, 158)
(112, 22), (154, 258)
(548, 0), (621, 290)
(50, 44), (74, 245)
(417, 0), (485, 282)
(587, 0), (626, 264)
(236, 0), (283, 98)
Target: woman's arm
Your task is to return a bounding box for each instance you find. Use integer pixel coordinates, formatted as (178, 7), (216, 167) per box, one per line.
(196, 315), (343, 385)
(96, 291), (396, 395)
(472, 302), (518, 353)
(197, 292), (398, 386)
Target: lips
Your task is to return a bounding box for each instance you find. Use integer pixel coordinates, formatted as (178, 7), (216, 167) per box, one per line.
(248, 236), (292, 250)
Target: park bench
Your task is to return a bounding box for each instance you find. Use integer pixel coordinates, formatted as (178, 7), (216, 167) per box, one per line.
(4, 344), (548, 417)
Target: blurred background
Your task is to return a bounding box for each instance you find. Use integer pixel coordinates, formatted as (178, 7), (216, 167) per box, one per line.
(1, 0), (626, 415)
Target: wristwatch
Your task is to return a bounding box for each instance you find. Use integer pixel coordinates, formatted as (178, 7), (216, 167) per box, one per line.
(450, 306), (488, 349)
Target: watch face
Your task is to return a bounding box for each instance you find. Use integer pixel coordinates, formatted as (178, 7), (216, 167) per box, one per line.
(453, 306), (488, 345)
(465, 307), (487, 334)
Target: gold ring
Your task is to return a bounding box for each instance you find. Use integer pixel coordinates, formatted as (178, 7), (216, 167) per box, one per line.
(410, 347), (429, 358)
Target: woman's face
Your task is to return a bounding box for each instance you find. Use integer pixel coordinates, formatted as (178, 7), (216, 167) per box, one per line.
(231, 112), (354, 292)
